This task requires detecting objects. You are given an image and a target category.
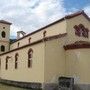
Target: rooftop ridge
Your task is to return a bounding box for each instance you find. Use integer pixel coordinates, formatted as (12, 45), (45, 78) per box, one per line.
(11, 10), (90, 44)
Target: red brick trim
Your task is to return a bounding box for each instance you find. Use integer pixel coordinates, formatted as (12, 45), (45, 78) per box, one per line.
(64, 42), (90, 50)
(0, 33), (67, 56)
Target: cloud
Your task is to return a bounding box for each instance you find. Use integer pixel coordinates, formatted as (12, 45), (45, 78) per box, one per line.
(84, 5), (90, 17)
(0, 0), (89, 38)
(0, 0), (66, 38)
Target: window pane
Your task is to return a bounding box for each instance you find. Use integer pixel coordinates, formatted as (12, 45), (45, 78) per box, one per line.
(1, 31), (6, 38)
(1, 45), (5, 52)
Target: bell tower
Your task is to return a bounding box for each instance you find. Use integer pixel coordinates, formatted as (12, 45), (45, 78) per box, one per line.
(0, 20), (12, 53)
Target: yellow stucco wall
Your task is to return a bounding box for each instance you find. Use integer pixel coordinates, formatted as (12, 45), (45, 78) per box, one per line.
(0, 36), (68, 84)
(0, 13), (90, 85)
(44, 37), (66, 83)
(0, 42), (45, 83)
(65, 49), (90, 84)
(66, 14), (90, 44)
(64, 15), (90, 84)
(10, 20), (66, 50)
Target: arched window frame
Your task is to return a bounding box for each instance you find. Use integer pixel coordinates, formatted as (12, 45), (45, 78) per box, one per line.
(1, 45), (5, 52)
(28, 48), (33, 68)
(18, 42), (20, 48)
(74, 25), (81, 36)
(74, 24), (89, 38)
(43, 31), (47, 38)
(79, 24), (89, 38)
(5, 56), (9, 70)
(1, 31), (6, 38)
(15, 53), (19, 69)
(79, 24), (85, 37)
(28, 37), (31, 44)
(85, 28), (89, 38)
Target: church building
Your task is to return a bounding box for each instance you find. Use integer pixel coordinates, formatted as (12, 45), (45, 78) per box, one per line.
(0, 11), (90, 90)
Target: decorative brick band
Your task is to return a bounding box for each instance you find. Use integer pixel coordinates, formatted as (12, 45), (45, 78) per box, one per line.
(64, 42), (90, 50)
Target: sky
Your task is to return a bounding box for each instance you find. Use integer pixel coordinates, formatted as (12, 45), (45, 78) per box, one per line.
(0, 0), (90, 38)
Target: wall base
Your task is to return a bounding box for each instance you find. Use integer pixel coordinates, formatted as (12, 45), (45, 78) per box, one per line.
(0, 79), (42, 90)
(42, 83), (58, 90)
(74, 84), (90, 90)
(2, 79), (90, 90)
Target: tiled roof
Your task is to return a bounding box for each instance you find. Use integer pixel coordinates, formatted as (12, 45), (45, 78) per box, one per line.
(0, 20), (12, 25)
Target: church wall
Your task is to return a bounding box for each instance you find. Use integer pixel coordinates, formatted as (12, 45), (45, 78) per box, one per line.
(66, 14), (90, 44)
(65, 49), (90, 84)
(10, 20), (66, 50)
(0, 42), (45, 83)
(44, 37), (66, 84)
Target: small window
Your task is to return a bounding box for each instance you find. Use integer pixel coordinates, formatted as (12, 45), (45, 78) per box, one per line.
(28, 49), (33, 68)
(1, 31), (6, 38)
(1, 45), (5, 52)
(3, 27), (5, 29)
(28, 37), (31, 44)
(43, 31), (46, 38)
(15, 53), (19, 69)
(5, 56), (9, 70)
(18, 42), (20, 48)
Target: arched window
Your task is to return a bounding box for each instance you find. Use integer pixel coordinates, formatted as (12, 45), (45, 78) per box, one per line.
(18, 42), (20, 48)
(43, 31), (46, 38)
(5, 56), (9, 70)
(74, 25), (81, 36)
(74, 24), (89, 38)
(28, 49), (33, 68)
(1, 45), (5, 52)
(1, 31), (6, 38)
(15, 53), (19, 69)
(28, 37), (31, 44)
